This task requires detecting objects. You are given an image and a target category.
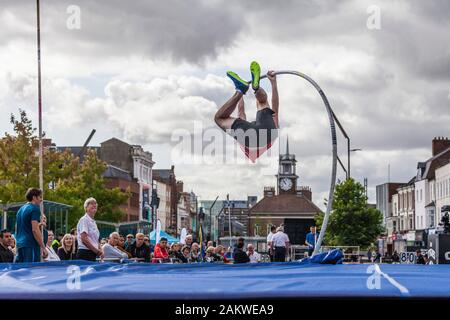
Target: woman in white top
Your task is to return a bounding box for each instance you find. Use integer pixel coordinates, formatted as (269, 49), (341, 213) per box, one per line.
(44, 230), (60, 261)
(246, 243), (261, 263)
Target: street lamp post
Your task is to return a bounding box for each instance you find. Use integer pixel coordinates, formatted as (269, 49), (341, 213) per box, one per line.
(209, 196), (219, 241)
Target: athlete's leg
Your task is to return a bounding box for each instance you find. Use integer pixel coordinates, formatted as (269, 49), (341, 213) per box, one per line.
(215, 71), (249, 131)
(237, 96), (246, 121)
(214, 91), (242, 130)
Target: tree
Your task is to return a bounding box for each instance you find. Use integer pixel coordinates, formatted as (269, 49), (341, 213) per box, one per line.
(0, 110), (130, 228)
(315, 178), (383, 248)
(52, 149), (130, 227)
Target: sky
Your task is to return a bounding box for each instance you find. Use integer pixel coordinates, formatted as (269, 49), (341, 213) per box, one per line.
(1, 0), (449, 209)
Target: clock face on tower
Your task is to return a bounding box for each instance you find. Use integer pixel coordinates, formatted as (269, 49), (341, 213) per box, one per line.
(280, 178), (293, 191)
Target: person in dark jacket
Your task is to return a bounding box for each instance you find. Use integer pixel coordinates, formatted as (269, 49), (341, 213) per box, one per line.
(169, 243), (186, 263)
(233, 241), (250, 264)
(127, 233), (151, 262)
(392, 251), (400, 263)
(416, 250), (427, 265)
(0, 229), (15, 263)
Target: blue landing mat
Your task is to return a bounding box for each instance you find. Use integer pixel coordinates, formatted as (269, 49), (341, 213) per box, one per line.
(0, 261), (448, 299)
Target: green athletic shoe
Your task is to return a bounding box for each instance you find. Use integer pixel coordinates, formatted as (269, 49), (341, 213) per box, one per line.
(250, 61), (261, 91)
(227, 71), (249, 94)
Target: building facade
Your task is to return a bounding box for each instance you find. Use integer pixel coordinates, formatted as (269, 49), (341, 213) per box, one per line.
(153, 166), (178, 235)
(435, 162), (450, 226)
(414, 137), (450, 234)
(249, 140), (322, 245)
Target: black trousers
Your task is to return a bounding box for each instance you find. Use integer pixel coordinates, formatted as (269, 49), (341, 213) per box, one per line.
(76, 249), (97, 262)
(274, 247), (286, 262)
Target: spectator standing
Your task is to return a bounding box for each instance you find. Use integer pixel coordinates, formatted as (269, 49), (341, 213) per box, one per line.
(305, 226), (319, 257)
(57, 234), (76, 260)
(102, 232), (128, 260)
(76, 197), (103, 261)
(267, 225), (276, 262)
(128, 233), (151, 262)
(15, 188), (48, 262)
(247, 244), (261, 263)
(272, 226), (289, 262)
(0, 229), (14, 263)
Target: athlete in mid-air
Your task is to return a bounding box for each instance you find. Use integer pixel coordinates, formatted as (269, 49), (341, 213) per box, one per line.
(214, 61), (279, 162)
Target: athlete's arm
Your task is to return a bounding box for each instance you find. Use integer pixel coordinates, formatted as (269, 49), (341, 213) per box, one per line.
(267, 70), (279, 127)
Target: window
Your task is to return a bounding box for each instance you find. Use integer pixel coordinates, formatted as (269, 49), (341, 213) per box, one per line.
(420, 189), (422, 202)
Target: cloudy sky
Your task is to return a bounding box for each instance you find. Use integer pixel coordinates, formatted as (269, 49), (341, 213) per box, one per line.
(1, 0), (449, 208)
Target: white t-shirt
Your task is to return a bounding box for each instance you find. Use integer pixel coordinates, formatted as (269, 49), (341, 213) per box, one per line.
(77, 213), (100, 251)
(102, 243), (128, 259)
(267, 232), (275, 244)
(247, 251), (261, 263)
(272, 231), (289, 247)
(44, 245), (60, 261)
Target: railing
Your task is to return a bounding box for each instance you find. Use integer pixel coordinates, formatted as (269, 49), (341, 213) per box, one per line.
(321, 246), (360, 262)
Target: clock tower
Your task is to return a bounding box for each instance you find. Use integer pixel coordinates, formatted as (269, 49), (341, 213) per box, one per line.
(277, 137), (298, 194)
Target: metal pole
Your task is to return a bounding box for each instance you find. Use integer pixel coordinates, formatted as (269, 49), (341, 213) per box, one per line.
(337, 155), (348, 179)
(259, 71), (338, 256)
(330, 109), (350, 179)
(227, 194), (232, 248)
(209, 196), (219, 241)
(36, 0), (45, 260)
(347, 138), (351, 178)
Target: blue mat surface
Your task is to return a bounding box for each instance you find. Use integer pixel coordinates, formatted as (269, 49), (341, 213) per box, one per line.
(0, 260), (449, 299)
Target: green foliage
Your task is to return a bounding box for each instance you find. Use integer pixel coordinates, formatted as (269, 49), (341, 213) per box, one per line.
(0, 110), (130, 228)
(315, 178), (383, 248)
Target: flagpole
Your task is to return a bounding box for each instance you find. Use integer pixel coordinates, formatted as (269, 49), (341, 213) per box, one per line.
(36, 0), (45, 257)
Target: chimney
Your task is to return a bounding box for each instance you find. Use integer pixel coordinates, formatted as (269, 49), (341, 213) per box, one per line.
(432, 137), (450, 156)
(298, 186), (312, 201)
(264, 186), (275, 197)
(176, 181), (184, 193)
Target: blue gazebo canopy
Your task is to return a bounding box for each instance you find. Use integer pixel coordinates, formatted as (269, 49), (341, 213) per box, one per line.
(149, 230), (179, 244)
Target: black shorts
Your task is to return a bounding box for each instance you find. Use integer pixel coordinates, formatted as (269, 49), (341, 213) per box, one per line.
(230, 108), (278, 148)
(76, 249), (97, 262)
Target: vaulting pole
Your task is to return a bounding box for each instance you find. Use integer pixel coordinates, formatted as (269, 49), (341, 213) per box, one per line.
(259, 71), (338, 256)
(36, 0), (45, 258)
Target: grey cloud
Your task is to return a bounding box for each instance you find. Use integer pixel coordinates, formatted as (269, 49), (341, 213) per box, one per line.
(1, 0), (245, 64)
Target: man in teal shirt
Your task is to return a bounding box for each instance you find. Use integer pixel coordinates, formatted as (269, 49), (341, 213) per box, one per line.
(15, 188), (48, 262)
